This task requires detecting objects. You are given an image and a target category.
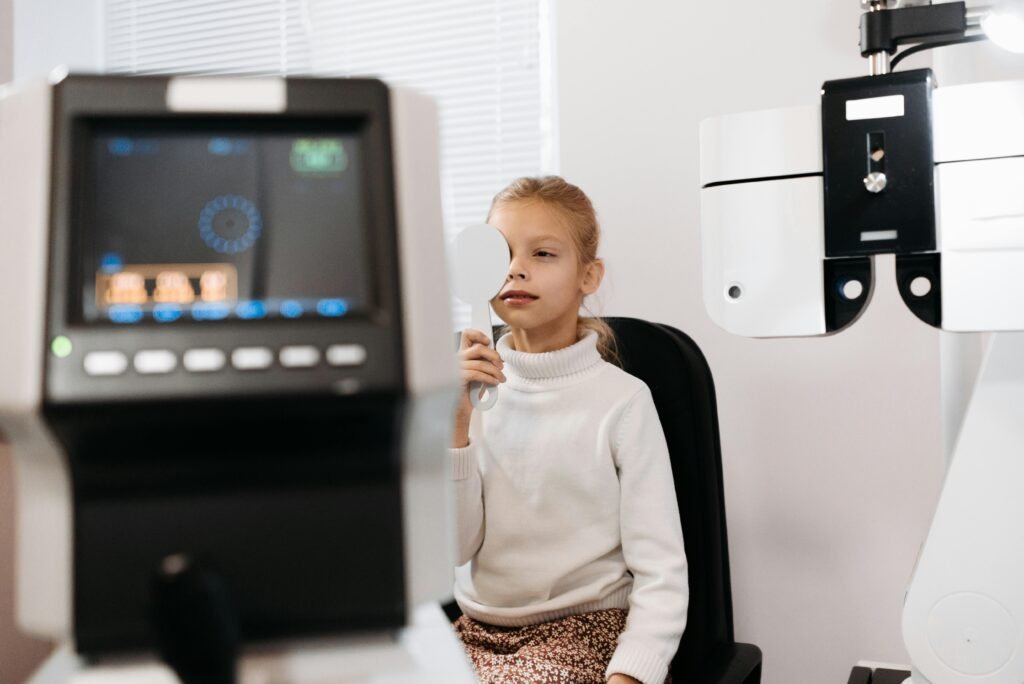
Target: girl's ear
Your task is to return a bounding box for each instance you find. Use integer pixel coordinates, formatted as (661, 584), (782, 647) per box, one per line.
(581, 259), (605, 296)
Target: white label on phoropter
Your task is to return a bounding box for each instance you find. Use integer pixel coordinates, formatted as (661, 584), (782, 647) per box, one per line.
(846, 95), (905, 121)
(861, 230), (899, 242)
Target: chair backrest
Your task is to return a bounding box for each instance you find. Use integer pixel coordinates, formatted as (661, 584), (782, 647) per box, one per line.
(605, 317), (735, 677)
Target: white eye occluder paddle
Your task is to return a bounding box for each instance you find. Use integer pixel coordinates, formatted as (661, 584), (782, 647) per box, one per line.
(452, 224), (510, 410)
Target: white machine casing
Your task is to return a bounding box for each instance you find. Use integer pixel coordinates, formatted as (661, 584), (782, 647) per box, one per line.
(0, 74), (459, 647)
(699, 105), (828, 338)
(389, 84), (461, 621)
(700, 79), (1024, 337)
(0, 74), (73, 641)
(933, 80), (1024, 332)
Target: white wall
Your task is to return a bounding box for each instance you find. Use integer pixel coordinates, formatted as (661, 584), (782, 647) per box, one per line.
(1, 0), (11, 82)
(933, 37), (1024, 87)
(555, 2), (948, 682)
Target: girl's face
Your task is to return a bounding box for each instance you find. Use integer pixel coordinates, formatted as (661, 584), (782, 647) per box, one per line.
(489, 200), (603, 335)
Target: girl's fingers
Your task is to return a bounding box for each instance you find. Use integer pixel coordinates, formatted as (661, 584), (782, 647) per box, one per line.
(461, 360), (506, 384)
(459, 328), (493, 351)
(457, 330), (504, 395)
(459, 344), (503, 367)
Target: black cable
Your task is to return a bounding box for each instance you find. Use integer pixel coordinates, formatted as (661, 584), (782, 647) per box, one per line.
(890, 34), (989, 70)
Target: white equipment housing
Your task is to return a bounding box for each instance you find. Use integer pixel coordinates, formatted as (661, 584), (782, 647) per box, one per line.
(700, 77), (1024, 684)
(700, 79), (1024, 337)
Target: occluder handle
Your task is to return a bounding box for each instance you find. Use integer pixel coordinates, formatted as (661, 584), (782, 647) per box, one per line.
(469, 301), (499, 411)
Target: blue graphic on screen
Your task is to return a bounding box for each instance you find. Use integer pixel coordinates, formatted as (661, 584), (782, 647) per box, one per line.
(198, 195), (263, 255)
(207, 138), (250, 156)
(100, 252), (123, 274)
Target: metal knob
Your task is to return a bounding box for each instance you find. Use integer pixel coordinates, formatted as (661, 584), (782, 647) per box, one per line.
(861, 0), (900, 9)
(864, 172), (888, 193)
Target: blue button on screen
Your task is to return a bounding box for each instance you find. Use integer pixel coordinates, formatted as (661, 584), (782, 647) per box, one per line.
(108, 138), (133, 156)
(153, 304), (183, 322)
(108, 305), (143, 324)
(280, 300), (304, 318)
(317, 298), (349, 317)
(208, 138), (233, 155)
(192, 303), (230, 321)
(236, 300), (267, 320)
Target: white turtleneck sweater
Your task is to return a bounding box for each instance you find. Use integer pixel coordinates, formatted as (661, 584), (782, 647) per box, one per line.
(450, 331), (688, 684)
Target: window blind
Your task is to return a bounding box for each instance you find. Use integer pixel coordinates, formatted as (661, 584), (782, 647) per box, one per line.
(105, 0), (313, 75)
(104, 0), (556, 329)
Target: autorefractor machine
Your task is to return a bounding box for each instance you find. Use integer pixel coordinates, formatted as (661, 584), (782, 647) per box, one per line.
(700, 1), (1024, 682)
(0, 73), (472, 682)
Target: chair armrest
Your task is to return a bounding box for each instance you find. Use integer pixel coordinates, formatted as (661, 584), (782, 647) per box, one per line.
(701, 642), (762, 684)
(848, 666), (873, 684)
(441, 599), (463, 623)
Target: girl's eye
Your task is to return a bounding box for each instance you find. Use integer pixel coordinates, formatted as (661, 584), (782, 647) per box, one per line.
(535, 251), (555, 258)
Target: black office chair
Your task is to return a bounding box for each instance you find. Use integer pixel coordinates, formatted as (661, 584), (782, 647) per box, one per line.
(607, 317), (761, 683)
(445, 317), (762, 683)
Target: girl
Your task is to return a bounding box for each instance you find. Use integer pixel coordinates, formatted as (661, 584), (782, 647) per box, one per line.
(450, 176), (688, 684)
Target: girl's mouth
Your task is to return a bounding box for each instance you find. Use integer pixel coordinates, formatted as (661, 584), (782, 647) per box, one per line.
(500, 291), (539, 306)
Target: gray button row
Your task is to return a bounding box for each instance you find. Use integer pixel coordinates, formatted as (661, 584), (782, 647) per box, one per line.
(83, 344), (367, 377)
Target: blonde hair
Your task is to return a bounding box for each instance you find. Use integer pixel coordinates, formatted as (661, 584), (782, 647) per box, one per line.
(488, 175), (619, 365)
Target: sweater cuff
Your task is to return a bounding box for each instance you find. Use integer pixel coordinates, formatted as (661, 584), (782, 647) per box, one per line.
(606, 640), (670, 684)
(449, 443), (477, 481)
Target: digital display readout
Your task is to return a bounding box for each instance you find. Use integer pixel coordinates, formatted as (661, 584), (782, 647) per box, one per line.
(79, 123), (371, 324)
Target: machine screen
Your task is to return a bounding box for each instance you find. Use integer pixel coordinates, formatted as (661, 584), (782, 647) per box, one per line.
(79, 120), (372, 325)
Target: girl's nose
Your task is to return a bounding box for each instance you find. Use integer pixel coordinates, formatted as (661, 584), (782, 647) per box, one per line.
(506, 257), (528, 281)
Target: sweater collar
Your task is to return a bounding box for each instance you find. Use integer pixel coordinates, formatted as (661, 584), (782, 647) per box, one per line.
(497, 330), (603, 382)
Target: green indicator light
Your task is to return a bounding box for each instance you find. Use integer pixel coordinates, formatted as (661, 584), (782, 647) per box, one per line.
(290, 139), (348, 175)
(51, 336), (72, 359)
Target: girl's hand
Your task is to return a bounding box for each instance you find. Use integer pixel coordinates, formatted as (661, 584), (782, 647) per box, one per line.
(607, 675), (643, 684)
(452, 328), (505, 447)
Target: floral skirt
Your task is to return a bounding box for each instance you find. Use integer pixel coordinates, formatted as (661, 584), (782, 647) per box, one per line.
(453, 608), (671, 684)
